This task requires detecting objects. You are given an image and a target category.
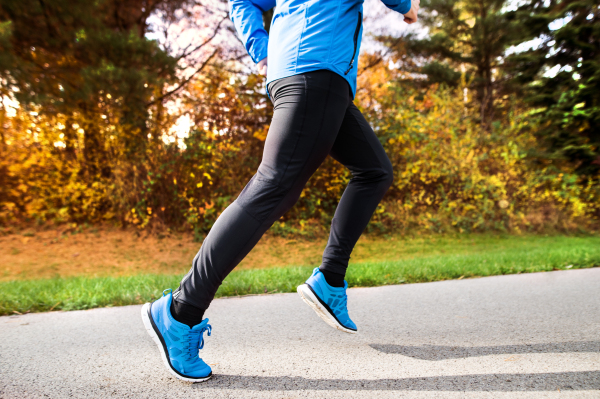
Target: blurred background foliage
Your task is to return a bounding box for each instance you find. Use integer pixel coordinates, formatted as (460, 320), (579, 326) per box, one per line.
(0, 0), (598, 237)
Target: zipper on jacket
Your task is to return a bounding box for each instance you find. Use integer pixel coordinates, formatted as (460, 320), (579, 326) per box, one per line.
(344, 12), (362, 75)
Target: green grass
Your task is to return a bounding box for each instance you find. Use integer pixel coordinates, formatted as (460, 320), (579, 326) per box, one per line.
(2, 235), (599, 315)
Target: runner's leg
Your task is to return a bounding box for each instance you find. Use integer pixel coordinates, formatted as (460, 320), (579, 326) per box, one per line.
(175, 70), (351, 311)
(320, 103), (394, 279)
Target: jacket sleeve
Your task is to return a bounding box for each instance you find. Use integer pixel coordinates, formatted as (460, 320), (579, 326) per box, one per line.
(380, 0), (412, 15)
(229, 0), (276, 63)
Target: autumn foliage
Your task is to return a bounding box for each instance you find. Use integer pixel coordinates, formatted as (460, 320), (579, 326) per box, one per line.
(1, 55), (598, 236)
(1, 0), (598, 235)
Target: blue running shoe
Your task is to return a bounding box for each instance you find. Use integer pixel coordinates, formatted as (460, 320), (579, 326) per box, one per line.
(141, 289), (213, 382)
(297, 267), (357, 334)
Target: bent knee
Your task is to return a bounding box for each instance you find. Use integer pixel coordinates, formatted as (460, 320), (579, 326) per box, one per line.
(373, 157), (394, 189)
(353, 161), (394, 190)
(382, 160), (394, 189)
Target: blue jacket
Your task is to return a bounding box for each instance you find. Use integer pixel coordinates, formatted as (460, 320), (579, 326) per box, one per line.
(229, 0), (411, 98)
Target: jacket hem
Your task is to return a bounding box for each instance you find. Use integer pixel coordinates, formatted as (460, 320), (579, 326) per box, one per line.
(267, 64), (357, 99)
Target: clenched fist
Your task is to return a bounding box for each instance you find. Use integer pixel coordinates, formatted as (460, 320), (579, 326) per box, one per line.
(257, 57), (268, 76)
(403, 0), (420, 24)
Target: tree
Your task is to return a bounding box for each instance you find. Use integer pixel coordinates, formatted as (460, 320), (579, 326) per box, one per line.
(0, 0), (180, 178)
(379, 0), (520, 129)
(507, 0), (600, 176)
(0, 0), (228, 225)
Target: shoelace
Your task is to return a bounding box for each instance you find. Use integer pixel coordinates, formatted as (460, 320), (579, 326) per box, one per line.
(331, 291), (348, 316)
(184, 324), (212, 361)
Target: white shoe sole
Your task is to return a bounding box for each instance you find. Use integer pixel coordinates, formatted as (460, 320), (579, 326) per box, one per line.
(297, 284), (357, 334)
(141, 302), (212, 383)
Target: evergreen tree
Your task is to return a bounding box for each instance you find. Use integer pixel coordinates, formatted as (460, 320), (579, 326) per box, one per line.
(0, 0), (179, 178)
(379, 0), (520, 129)
(507, 0), (600, 175)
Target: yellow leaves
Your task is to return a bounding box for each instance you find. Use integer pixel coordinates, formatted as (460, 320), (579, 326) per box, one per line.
(487, 175), (503, 188)
(253, 125), (269, 141)
(1, 61), (597, 235)
(465, 150), (474, 163)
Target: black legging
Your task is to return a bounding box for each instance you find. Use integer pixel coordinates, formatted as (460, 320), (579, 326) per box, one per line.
(176, 70), (393, 310)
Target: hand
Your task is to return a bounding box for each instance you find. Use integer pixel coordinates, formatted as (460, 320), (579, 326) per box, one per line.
(257, 57), (268, 76)
(403, 0), (420, 24)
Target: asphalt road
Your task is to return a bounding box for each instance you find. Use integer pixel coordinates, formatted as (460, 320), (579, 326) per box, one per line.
(1, 268), (599, 398)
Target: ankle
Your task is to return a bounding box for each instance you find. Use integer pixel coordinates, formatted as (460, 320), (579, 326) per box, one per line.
(319, 267), (345, 288)
(170, 298), (206, 328)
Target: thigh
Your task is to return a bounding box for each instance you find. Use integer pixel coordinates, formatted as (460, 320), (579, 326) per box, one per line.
(235, 71), (351, 221)
(259, 70), (350, 188)
(329, 103), (393, 176)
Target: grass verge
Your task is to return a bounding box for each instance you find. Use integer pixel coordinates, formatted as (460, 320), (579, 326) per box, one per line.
(2, 235), (599, 315)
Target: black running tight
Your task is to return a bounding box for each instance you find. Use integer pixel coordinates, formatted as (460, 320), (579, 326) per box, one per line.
(175, 70), (393, 310)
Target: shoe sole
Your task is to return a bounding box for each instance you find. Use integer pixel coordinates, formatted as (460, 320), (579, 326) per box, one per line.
(141, 302), (212, 383)
(297, 284), (357, 334)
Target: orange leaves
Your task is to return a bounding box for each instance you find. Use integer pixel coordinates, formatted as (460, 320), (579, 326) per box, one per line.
(2, 56), (598, 235)
(252, 125), (269, 142)
(197, 201), (214, 216)
(353, 60), (599, 233)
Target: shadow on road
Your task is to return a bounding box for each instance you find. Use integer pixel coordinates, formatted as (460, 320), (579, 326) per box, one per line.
(368, 341), (600, 361)
(197, 371), (599, 391)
